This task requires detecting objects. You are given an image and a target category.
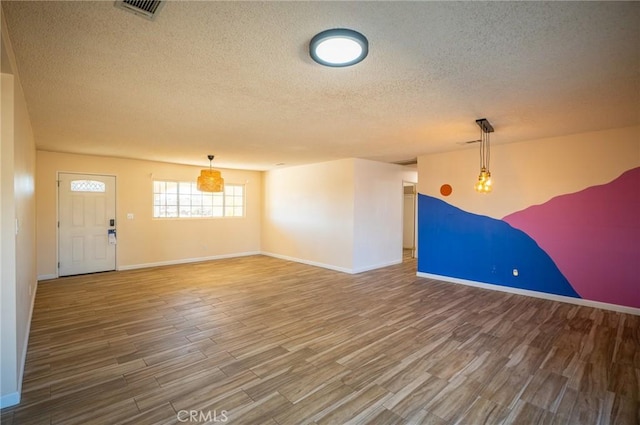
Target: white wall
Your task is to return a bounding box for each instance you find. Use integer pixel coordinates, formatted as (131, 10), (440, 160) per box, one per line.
(1, 71), (19, 410)
(1, 11), (37, 408)
(262, 158), (417, 273)
(261, 159), (355, 272)
(352, 159), (408, 272)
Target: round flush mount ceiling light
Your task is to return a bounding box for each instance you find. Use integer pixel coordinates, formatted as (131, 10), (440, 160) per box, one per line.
(309, 28), (368, 67)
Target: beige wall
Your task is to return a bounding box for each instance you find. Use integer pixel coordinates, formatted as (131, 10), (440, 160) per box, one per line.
(261, 159), (355, 272)
(402, 191), (416, 249)
(1, 71), (19, 409)
(262, 158), (417, 273)
(418, 126), (640, 219)
(12, 68), (36, 397)
(353, 159), (415, 272)
(36, 151), (262, 277)
(1, 9), (37, 408)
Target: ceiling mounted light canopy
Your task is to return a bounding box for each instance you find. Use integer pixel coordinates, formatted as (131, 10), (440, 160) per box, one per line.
(309, 28), (368, 67)
(474, 118), (494, 194)
(197, 154), (224, 193)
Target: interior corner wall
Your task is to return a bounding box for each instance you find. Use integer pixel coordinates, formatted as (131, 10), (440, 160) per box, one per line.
(261, 159), (355, 272)
(36, 151), (262, 277)
(1, 71), (19, 410)
(352, 159), (410, 272)
(417, 126), (640, 312)
(1, 10), (37, 408)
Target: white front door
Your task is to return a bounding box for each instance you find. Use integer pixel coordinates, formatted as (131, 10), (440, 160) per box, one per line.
(58, 173), (116, 276)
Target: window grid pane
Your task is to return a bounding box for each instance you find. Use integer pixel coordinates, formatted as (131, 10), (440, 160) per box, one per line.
(71, 180), (106, 193)
(225, 185), (244, 217)
(153, 181), (244, 218)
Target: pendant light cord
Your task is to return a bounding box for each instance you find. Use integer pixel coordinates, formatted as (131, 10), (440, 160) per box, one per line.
(479, 124), (485, 170)
(478, 121), (490, 171)
(485, 126), (490, 171)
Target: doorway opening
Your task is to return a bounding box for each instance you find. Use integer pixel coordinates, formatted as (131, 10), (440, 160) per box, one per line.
(402, 182), (417, 261)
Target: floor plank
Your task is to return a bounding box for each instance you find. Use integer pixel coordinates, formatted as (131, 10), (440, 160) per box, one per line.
(1, 254), (638, 424)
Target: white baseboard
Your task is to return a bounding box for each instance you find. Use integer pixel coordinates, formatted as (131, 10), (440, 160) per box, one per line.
(0, 392), (20, 409)
(417, 272), (640, 316)
(17, 281), (37, 401)
(42, 253), (401, 278)
(352, 259), (402, 274)
(117, 251), (261, 271)
(261, 252), (354, 274)
(261, 252), (403, 275)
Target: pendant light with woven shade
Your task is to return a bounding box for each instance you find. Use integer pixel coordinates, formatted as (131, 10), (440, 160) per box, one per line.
(197, 155), (224, 193)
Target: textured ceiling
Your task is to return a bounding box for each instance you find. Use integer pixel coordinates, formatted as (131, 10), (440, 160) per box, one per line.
(2, 1), (639, 170)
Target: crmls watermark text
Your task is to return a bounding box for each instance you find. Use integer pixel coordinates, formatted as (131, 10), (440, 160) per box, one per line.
(176, 409), (228, 423)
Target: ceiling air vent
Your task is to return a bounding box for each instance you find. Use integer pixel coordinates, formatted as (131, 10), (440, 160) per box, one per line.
(114, 0), (164, 20)
(394, 158), (418, 166)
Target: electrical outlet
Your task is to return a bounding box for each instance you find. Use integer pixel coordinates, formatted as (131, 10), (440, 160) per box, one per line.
(127, 213), (134, 220)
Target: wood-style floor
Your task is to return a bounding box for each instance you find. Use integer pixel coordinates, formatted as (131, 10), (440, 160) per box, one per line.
(1, 254), (638, 424)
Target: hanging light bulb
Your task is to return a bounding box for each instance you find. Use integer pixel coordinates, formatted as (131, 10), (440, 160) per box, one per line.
(475, 167), (492, 193)
(484, 171), (492, 192)
(474, 119), (494, 193)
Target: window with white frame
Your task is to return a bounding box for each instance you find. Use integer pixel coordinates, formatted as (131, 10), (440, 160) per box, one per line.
(153, 181), (245, 218)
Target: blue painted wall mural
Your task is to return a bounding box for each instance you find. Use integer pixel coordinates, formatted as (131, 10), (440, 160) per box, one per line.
(417, 167), (640, 308)
(417, 195), (580, 298)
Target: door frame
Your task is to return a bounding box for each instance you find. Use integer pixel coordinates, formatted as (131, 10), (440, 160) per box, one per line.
(56, 171), (118, 278)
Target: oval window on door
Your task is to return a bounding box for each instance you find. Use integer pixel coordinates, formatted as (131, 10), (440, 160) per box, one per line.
(70, 180), (106, 193)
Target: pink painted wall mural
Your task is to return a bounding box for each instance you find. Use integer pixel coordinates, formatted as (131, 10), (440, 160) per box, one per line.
(503, 167), (640, 308)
